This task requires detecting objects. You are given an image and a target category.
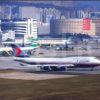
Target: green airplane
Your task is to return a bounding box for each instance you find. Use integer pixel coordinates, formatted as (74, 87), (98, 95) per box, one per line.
(27, 37), (40, 48)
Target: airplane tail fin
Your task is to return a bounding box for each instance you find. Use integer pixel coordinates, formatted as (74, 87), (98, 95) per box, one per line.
(11, 44), (29, 57)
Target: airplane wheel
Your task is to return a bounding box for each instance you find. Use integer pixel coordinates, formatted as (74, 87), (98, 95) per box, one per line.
(43, 66), (50, 71)
(50, 66), (58, 71)
(59, 67), (66, 71)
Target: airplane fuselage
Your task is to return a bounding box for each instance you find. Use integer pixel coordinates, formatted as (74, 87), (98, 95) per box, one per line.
(14, 56), (100, 67)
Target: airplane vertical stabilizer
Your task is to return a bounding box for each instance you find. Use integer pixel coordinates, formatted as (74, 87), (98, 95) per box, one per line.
(11, 44), (29, 57)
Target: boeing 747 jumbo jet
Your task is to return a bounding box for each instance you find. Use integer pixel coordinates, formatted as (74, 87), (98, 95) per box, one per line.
(11, 44), (100, 71)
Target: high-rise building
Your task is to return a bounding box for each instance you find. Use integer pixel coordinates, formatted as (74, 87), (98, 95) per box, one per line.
(40, 8), (61, 23)
(20, 7), (40, 20)
(50, 19), (96, 36)
(19, 7), (61, 23)
(1, 18), (38, 43)
(0, 6), (12, 19)
(38, 22), (50, 35)
(0, 20), (2, 41)
(90, 12), (100, 18)
(11, 6), (20, 19)
(92, 19), (100, 36)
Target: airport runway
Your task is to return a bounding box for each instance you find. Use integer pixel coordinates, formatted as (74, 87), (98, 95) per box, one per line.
(0, 71), (78, 80)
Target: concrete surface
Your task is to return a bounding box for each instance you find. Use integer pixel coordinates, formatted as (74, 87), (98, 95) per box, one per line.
(0, 71), (78, 80)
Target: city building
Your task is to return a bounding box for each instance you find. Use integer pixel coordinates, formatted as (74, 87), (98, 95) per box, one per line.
(0, 20), (2, 42)
(38, 22), (50, 35)
(0, 6), (12, 19)
(2, 30), (15, 41)
(11, 6), (20, 19)
(92, 19), (100, 36)
(20, 7), (41, 21)
(90, 12), (100, 18)
(19, 7), (61, 23)
(1, 18), (38, 43)
(50, 19), (96, 37)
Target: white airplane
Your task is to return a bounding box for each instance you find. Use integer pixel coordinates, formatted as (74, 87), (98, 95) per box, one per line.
(11, 44), (100, 71)
(0, 42), (39, 56)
